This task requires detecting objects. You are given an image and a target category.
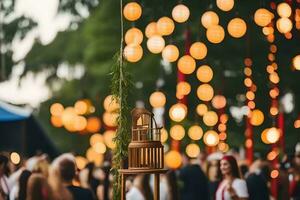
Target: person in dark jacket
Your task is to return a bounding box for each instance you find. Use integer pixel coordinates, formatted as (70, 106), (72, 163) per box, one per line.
(179, 154), (210, 200)
(58, 155), (95, 200)
(245, 159), (270, 200)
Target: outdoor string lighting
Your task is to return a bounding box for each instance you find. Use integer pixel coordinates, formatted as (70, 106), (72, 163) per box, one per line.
(172, 4), (190, 23)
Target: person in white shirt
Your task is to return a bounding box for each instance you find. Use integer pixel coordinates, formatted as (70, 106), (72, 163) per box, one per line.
(126, 174), (153, 200)
(216, 155), (249, 200)
(0, 155), (9, 200)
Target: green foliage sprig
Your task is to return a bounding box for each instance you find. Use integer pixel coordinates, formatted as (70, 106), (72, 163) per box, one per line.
(110, 52), (132, 200)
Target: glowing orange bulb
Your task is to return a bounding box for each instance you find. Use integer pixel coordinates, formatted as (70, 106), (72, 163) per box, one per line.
(268, 53), (275, 62)
(269, 88), (279, 99)
(244, 67), (252, 76)
(248, 101), (256, 109)
(244, 78), (252, 87)
(218, 124), (227, 132)
(219, 132), (227, 140)
(267, 65), (275, 74)
(246, 91), (255, 101)
(245, 139), (253, 148)
(244, 58), (252, 66)
(220, 114), (228, 124)
(294, 120), (300, 128)
(270, 45), (277, 53)
(270, 170), (279, 179)
(270, 107), (279, 116)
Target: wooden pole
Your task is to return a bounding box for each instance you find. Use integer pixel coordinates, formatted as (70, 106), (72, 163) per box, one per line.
(154, 173), (160, 200)
(121, 174), (125, 200)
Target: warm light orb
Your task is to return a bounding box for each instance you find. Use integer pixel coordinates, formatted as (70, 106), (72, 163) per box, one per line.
(250, 109), (264, 126)
(10, 152), (20, 165)
(196, 104), (208, 116)
(161, 128), (168, 143)
(203, 130), (219, 146)
(277, 2), (292, 18)
(186, 144), (200, 158)
(162, 45), (179, 62)
(169, 103), (187, 122)
(270, 170), (279, 179)
(206, 25), (225, 44)
(103, 95), (120, 112)
(170, 125), (185, 140)
(216, 0), (234, 12)
(86, 148), (104, 166)
(265, 127), (280, 144)
(227, 18), (247, 38)
(219, 132), (227, 140)
(92, 142), (107, 154)
(103, 112), (118, 127)
(157, 17), (175, 36)
(254, 8), (274, 27)
(294, 119), (300, 128)
(188, 125), (203, 140)
(269, 72), (280, 84)
(177, 55), (196, 74)
(270, 107), (279, 116)
(123, 2), (142, 21)
(75, 156), (87, 170)
(212, 95), (227, 109)
(149, 91), (166, 108)
(50, 103), (64, 116)
(218, 142), (229, 152)
(220, 114), (228, 124)
(51, 116), (63, 128)
(262, 27), (274, 35)
(74, 116), (87, 132)
(196, 65), (213, 83)
(125, 27), (143, 45)
(189, 42), (207, 60)
(201, 11), (219, 29)
(203, 111), (218, 126)
(86, 117), (101, 133)
(172, 4), (190, 23)
(276, 18), (293, 34)
(74, 100), (88, 115)
(145, 22), (158, 38)
(123, 44), (143, 62)
(61, 107), (77, 127)
(147, 35), (165, 54)
(103, 130), (116, 149)
(246, 91), (255, 101)
(261, 128), (270, 144)
(197, 84), (214, 101)
(90, 133), (104, 146)
(293, 55), (300, 70)
(165, 150), (182, 169)
(177, 81), (191, 96)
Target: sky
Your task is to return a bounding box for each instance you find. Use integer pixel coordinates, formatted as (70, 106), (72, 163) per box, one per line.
(0, 0), (71, 107)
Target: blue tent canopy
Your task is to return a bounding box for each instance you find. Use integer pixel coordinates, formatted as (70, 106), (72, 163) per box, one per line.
(0, 101), (32, 122)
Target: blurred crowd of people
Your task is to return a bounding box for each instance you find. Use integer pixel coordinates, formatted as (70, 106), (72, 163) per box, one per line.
(0, 144), (299, 200)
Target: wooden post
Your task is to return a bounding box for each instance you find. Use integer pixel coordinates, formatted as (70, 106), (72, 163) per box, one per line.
(121, 174), (126, 200)
(154, 173), (160, 200)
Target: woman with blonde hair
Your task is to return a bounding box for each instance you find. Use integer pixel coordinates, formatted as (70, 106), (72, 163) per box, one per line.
(26, 174), (53, 200)
(48, 154), (73, 200)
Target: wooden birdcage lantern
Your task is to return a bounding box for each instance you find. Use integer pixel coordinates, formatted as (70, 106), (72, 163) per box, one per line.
(119, 108), (167, 200)
(129, 108), (164, 170)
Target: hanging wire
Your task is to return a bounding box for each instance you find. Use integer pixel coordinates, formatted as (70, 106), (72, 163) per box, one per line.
(119, 0), (124, 112)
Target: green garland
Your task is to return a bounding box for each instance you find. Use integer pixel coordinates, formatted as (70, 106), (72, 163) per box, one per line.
(111, 0), (132, 199)
(111, 53), (131, 200)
